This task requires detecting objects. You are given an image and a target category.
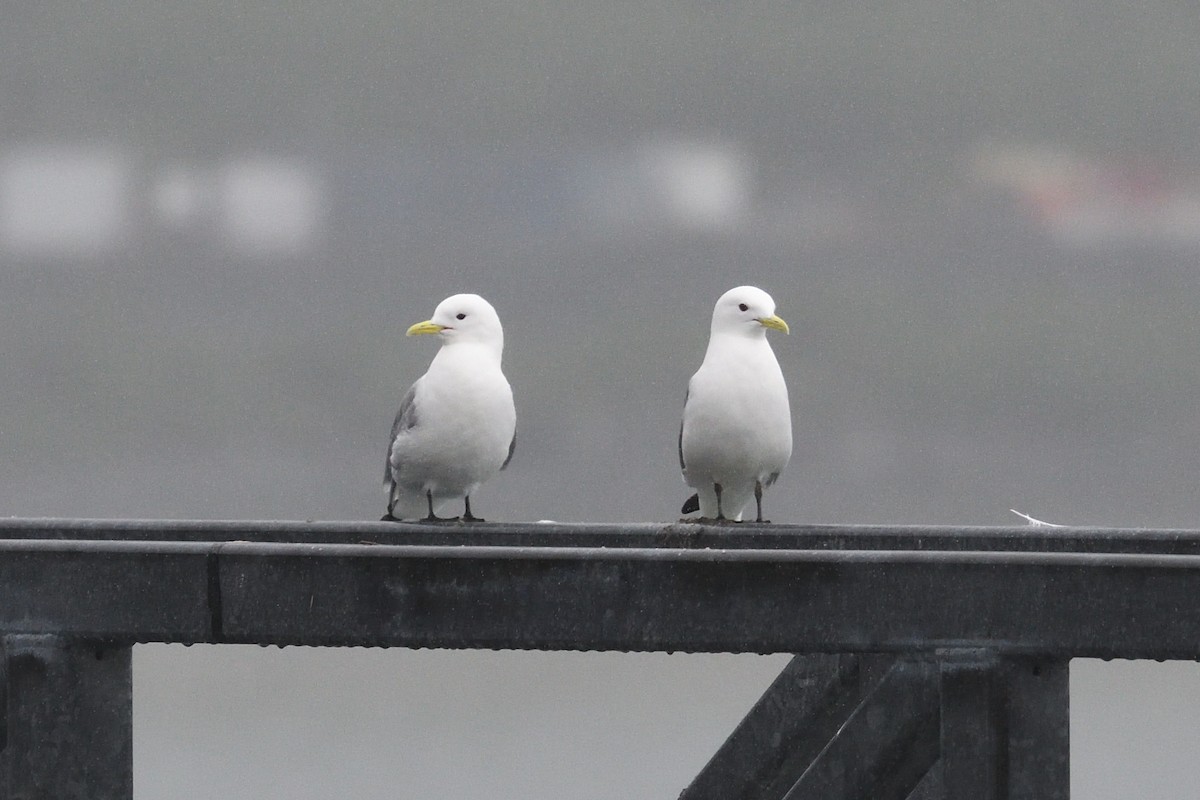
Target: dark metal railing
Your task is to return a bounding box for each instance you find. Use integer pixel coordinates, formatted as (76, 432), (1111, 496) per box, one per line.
(2, 518), (1193, 798)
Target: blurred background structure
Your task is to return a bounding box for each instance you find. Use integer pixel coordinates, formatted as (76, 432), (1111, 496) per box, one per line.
(2, 2), (1200, 797)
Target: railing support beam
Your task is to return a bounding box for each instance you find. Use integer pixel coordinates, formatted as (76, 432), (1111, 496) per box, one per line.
(939, 651), (1003, 798)
(784, 658), (940, 800)
(0, 635), (132, 800)
(683, 651), (1070, 800)
(933, 652), (1069, 800)
(680, 654), (899, 800)
(1001, 656), (1070, 800)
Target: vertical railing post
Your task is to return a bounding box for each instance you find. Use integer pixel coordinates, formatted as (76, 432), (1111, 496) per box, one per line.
(937, 651), (1070, 800)
(940, 650), (1002, 799)
(0, 634), (133, 800)
(1002, 657), (1069, 800)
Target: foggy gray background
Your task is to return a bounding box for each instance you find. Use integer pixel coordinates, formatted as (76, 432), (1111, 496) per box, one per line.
(2, 2), (1200, 796)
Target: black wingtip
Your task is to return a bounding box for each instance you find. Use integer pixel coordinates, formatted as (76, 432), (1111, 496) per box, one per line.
(681, 494), (700, 514)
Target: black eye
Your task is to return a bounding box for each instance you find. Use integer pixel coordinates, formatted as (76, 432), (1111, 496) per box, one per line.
(738, 303), (748, 312)
(456, 313), (466, 320)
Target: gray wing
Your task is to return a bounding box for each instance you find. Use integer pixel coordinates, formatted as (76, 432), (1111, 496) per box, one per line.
(678, 389), (689, 471)
(679, 390), (699, 513)
(501, 431), (516, 470)
(384, 383), (419, 485)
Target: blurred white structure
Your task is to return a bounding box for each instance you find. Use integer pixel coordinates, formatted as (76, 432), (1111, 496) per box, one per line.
(218, 157), (325, 256)
(151, 164), (212, 230)
(969, 141), (1200, 248)
(0, 146), (131, 258)
(580, 140), (752, 232)
(0, 149), (326, 259)
(149, 157), (325, 255)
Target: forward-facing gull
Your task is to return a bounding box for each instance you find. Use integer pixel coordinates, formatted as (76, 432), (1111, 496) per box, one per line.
(679, 286), (792, 523)
(383, 294), (516, 522)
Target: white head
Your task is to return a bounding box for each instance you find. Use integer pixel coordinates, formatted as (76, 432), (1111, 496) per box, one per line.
(407, 293), (505, 352)
(710, 285), (790, 338)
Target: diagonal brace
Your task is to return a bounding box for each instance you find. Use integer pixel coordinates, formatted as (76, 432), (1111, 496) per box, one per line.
(681, 654), (899, 800)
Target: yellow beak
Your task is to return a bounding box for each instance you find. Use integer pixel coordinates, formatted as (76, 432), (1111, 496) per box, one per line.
(758, 314), (790, 334)
(406, 320), (445, 336)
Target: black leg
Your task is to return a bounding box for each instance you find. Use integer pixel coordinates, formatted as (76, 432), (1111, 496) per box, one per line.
(754, 480), (767, 523)
(714, 483), (725, 521)
(462, 496), (484, 523)
(421, 490), (457, 522)
(381, 492), (399, 522)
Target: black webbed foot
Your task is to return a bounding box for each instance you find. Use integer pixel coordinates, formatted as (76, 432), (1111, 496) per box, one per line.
(417, 490), (463, 522)
(460, 496), (486, 523)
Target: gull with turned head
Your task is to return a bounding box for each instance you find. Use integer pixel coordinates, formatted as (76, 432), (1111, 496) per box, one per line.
(383, 294), (516, 522)
(679, 285), (792, 523)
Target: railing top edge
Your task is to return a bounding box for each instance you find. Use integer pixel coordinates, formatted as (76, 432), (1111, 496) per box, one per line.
(4, 536), (1200, 570)
(1, 516), (1198, 538)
